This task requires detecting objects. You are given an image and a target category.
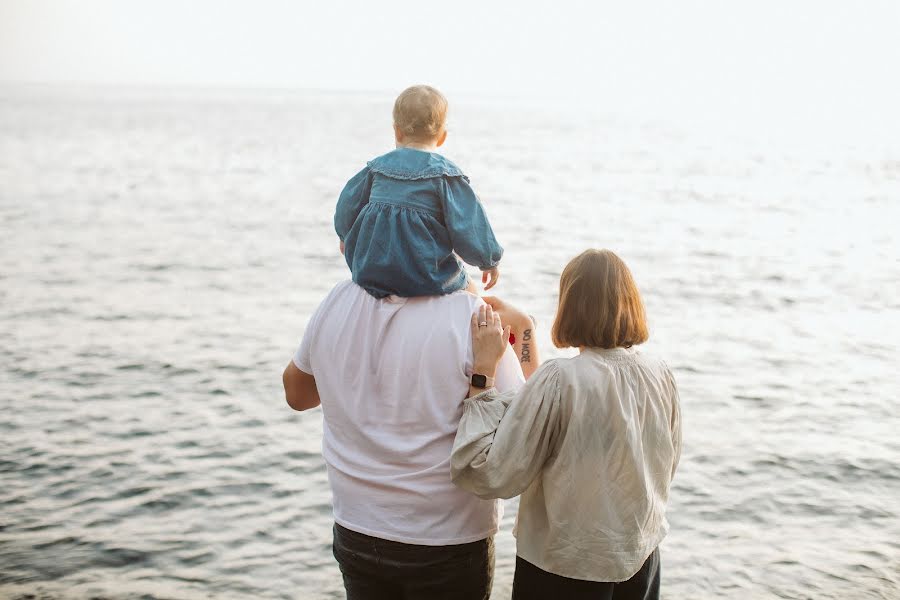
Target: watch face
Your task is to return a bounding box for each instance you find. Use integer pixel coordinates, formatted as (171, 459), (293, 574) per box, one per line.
(471, 374), (487, 388)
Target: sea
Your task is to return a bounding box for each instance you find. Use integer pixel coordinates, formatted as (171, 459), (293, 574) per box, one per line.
(1, 84), (898, 599)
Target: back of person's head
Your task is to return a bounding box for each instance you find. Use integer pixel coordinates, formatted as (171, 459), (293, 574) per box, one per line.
(552, 249), (649, 349)
(393, 85), (448, 142)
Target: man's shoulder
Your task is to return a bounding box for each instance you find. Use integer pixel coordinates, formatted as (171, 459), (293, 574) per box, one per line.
(329, 279), (359, 296)
(409, 290), (483, 316)
(316, 279), (358, 305)
(317, 282), (481, 317)
(391, 290), (483, 338)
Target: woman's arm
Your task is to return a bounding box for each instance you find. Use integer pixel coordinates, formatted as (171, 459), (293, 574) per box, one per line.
(453, 362), (561, 499)
(467, 304), (511, 397)
(454, 303), (561, 499)
(667, 368), (682, 480)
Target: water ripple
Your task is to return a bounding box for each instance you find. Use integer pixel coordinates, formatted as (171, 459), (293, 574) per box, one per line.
(1, 84), (898, 599)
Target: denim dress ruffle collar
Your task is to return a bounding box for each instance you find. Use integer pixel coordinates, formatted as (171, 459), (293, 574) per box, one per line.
(367, 148), (470, 182)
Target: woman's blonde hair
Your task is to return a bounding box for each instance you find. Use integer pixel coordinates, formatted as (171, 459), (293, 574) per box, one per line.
(551, 249), (649, 349)
(393, 85), (448, 141)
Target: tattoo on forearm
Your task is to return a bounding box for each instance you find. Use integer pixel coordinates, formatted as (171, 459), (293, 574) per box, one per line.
(521, 329), (532, 363)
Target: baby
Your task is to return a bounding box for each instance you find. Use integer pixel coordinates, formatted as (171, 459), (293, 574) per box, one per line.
(335, 85), (502, 298)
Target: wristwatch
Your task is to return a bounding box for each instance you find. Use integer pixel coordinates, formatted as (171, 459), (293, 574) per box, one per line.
(470, 373), (495, 389)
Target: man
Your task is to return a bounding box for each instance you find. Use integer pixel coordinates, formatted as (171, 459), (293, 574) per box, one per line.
(283, 280), (524, 599)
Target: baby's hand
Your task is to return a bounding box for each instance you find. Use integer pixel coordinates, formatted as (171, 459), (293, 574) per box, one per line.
(339, 240), (345, 255)
(481, 267), (500, 291)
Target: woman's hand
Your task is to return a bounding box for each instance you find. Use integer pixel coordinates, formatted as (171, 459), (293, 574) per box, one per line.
(471, 304), (511, 378)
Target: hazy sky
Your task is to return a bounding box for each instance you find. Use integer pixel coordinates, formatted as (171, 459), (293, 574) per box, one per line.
(2, 0), (898, 136)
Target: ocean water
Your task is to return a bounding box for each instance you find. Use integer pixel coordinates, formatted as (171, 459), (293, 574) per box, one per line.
(1, 85), (898, 599)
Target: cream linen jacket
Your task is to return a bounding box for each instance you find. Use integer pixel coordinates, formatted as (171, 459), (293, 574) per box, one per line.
(451, 347), (681, 582)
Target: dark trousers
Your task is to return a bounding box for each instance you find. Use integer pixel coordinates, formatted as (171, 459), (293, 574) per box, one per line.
(511, 548), (660, 600)
(332, 523), (495, 600)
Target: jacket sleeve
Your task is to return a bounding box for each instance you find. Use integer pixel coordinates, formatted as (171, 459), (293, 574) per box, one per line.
(440, 176), (503, 270)
(666, 367), (682, 480)
(334, 166), (373, 241)
(450, 361), (561, 499)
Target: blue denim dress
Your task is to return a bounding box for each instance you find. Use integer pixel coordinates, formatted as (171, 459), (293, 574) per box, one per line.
(335, 148), (503, 298)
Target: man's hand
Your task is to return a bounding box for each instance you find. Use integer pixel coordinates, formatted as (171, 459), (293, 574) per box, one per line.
(481, 267), (500, 290)
(482, 296), (531, 333)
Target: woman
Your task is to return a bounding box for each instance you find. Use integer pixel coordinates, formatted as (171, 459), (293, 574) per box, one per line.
(453, 249), (682, 600)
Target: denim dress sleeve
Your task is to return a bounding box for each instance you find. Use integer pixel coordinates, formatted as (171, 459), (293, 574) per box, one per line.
(440, 176), (503, 270)
(334, 166), (373, 241)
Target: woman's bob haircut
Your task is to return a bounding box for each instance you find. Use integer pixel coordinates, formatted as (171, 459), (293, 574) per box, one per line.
(551, 249), (649, 350)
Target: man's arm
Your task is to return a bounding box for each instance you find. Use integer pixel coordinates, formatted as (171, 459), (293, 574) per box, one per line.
(482, 296), (540, 380)
(283, 361), (321, 411)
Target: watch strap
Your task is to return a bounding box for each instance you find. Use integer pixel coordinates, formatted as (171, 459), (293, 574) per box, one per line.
(471, 373), (496, 389)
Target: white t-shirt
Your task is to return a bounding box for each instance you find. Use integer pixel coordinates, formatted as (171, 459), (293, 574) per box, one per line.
(293, 280), (525, 545)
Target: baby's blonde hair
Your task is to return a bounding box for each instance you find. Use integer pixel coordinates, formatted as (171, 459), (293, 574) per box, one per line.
(393, 85), (448, 141)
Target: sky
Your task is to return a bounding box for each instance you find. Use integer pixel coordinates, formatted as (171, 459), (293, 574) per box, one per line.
(1, 0), (899, 139)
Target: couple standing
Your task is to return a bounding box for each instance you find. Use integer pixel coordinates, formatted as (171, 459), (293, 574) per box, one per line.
(282, 249), (682, 600)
